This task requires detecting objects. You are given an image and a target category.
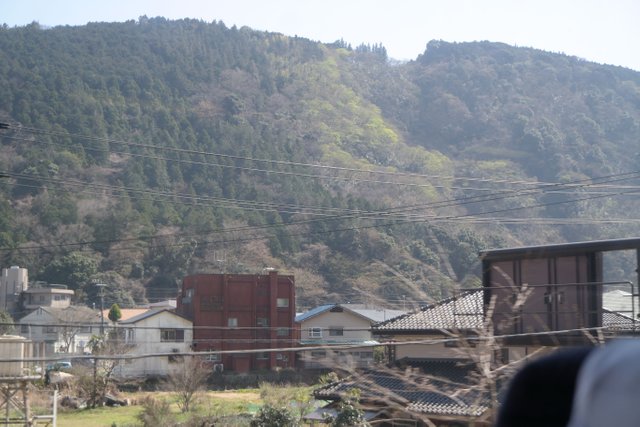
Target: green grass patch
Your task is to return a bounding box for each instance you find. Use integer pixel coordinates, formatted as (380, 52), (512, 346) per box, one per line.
(54, 389), (266, 427)
(57, 405), (143, 427)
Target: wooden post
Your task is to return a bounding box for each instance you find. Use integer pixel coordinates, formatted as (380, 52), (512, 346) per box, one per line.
(22, 381), (29, 427)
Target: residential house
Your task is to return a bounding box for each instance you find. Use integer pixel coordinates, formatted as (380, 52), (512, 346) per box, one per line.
(18, 306), (100, 357)
(177, 271), (296, 373)
(296, 303), (405, 369)
(323, 290), (636, 426)
(374, 288), (637, 366)
(316, 238), (640, 426)
(22, 285), (73, 311)
(373, 290), (484, 364)
(311, 361), (492, 427)
(115, 308), (193, 378)
(100, 307), (151, 327)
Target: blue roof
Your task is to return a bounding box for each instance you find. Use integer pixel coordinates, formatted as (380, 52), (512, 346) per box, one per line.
(295, 304), (335, 322)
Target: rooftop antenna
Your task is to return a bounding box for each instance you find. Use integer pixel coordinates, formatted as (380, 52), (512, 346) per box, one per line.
(214, 249), (226, 273)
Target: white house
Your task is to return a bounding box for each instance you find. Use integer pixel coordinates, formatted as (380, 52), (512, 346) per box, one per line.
(296, 304), (405, 369)
(115, 308), (193, 378)
(18, 306), (100, 357)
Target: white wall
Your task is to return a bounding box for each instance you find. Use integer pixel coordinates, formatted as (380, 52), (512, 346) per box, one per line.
(299, 309), (377, 368)
(117, 311), (193, 378)
(299, 310), (373, 342)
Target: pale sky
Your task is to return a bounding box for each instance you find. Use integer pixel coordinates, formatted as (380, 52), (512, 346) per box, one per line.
(3, 0), (640, 71)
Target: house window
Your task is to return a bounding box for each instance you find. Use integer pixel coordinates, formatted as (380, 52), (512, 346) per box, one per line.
(20, 324), (29, 334)
(183, 288), (194, 304)
(256, 352), (269, 360)
(329, 327), (344, 336)
(360, 351), (374, 359)
(257, 317), (269, 327)
(276, 327), (289, 337)
(309, 327), (322, 338)
(311, 350), (326, 358)
(276, 298), (289, 308)
(160, 329), (185, 342)
(228, 318), (238, 328)
(44, 326), (56, 333)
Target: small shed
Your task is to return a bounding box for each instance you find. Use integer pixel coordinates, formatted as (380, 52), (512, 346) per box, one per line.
(0, 335), (29, 378)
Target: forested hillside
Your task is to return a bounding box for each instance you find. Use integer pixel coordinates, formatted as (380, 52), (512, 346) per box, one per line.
(1, 18), (639, 310)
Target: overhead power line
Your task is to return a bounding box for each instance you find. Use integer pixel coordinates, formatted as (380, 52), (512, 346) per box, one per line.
(1, 170), (639, 254)
(5, 124), (640, 191)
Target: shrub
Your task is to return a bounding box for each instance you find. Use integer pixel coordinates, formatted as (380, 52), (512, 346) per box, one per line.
(250, 404), (298, 427)
(137, 396), (176, 427)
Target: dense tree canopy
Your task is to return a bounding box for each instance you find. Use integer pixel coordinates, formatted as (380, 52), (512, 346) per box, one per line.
(0, 19), (638, 309)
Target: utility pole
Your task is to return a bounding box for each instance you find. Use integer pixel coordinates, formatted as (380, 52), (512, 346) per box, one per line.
(95, 283), (106, 335)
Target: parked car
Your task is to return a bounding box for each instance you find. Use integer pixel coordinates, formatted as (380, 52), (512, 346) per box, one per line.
(46, 361), (72, 371)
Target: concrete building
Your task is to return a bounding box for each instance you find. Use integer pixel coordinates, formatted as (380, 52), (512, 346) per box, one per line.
(177, 271), (296, 373)
(22, 285), (73, 311)
(1, 266), (28, 314)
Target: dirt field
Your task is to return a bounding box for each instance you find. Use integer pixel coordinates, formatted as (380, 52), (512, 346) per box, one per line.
(207, 390), (261, 400)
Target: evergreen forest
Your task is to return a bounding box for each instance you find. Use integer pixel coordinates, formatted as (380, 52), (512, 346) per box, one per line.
(1, 18), (639, 310)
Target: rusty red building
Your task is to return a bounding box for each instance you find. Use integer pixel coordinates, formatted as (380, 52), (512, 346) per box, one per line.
(177, 271), (296, 372)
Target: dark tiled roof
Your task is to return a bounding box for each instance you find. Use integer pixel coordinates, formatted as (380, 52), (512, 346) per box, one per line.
(314, 360), (490, 418)
(602, 308), (638, 331)
(374, 289), (639, 334)
(373, 290), (484, 332)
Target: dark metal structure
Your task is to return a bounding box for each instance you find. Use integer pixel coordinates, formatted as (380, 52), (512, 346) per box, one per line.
(480, 237), (640, 344)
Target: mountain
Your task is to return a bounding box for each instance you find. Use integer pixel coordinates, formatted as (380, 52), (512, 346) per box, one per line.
(0, 18), (639, 310)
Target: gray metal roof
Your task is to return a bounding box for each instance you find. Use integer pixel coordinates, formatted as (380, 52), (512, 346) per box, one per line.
(21, 305), (99, 322)
(295, 304), (405, 324)
(603, 289), (637, 315)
